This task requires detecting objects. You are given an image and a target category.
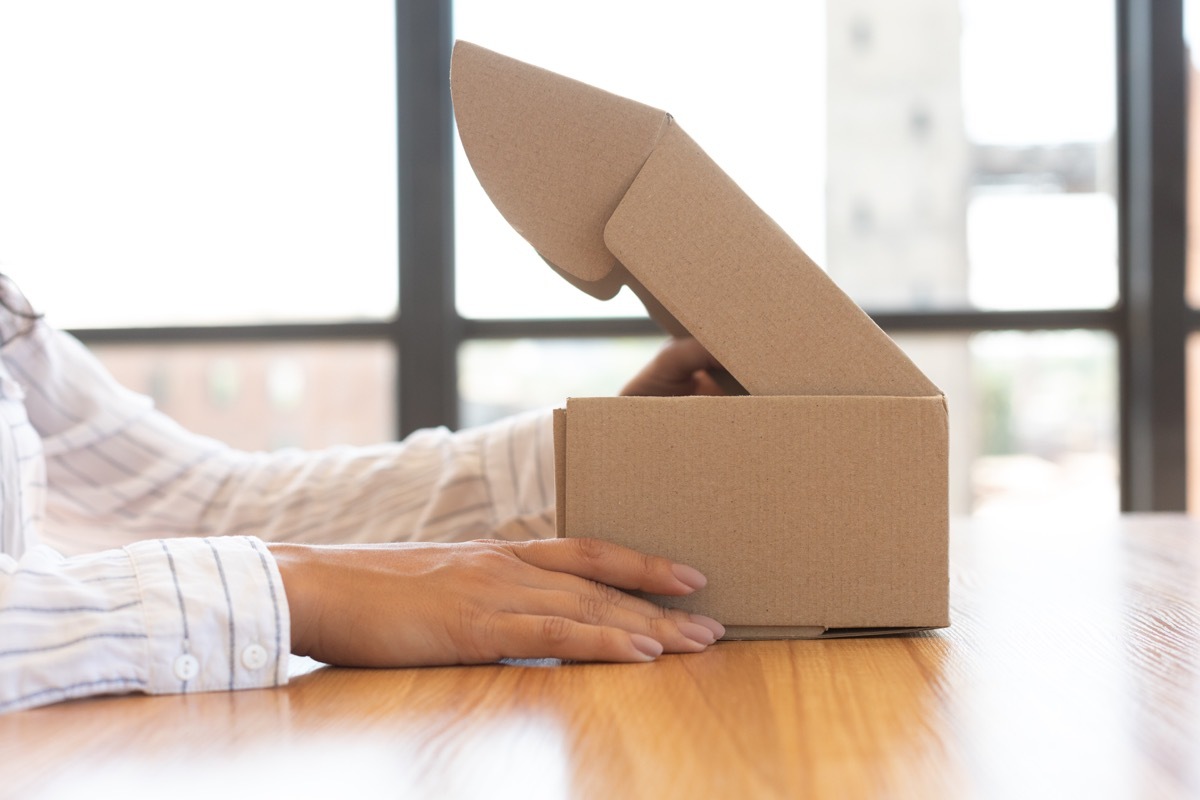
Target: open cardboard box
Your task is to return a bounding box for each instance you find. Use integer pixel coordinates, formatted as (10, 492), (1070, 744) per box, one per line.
(451, 41), (949, 638)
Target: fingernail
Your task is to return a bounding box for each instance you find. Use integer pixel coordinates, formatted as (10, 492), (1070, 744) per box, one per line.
(671, 563), (707, 591)
(678, 621), (716, 646)
(630, 634), (663, 660)
(689, 614), (726, 640)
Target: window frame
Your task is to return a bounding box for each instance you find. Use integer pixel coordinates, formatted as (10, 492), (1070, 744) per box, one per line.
(69, 0), (1191, 512)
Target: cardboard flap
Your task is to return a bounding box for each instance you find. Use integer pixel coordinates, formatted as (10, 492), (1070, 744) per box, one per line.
(604, 123), (939, 397)
(451, 41), (938, 397)
(451, 40), (669, 289)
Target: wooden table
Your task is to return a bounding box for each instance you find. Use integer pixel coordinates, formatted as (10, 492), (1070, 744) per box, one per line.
(3, 514), (1199, 799)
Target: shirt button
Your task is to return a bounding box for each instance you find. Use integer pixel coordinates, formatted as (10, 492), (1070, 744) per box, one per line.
(173, 654), (200, 681)
(241, 644), (269, 670)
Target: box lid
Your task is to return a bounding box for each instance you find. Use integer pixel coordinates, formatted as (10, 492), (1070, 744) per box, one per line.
(451, 41), (938, 398)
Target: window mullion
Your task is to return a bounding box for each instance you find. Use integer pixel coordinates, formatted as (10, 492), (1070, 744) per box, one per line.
(395, 0), (459, 437)
(1118, 0), (1189, 511)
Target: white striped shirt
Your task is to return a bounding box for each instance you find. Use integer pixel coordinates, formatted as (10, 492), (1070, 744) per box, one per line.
(0, 280), (556, 713)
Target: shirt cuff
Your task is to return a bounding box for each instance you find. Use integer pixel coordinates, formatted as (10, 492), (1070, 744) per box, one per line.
(126, 536), (289, 695)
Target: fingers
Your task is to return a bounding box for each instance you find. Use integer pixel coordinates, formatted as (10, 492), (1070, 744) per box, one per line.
(620, 337), (727, 397)
(492, 539), (725, 656)
(483, 613), (667, 663)
(505, 537), (704, 595)
(517, 587), (721, 652)
(658, 336), (724, 378)
(691, 369), (726, 396)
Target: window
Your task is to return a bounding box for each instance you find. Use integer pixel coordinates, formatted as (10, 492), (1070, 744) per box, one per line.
(0, 0), (401, 448)
(0, 1), (1189, 514)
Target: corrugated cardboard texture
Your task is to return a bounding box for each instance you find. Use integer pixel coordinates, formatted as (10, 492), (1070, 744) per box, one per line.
(604, 123), (938, 398)
(562, 396), (949, 631)
(451, 40), (937, 398)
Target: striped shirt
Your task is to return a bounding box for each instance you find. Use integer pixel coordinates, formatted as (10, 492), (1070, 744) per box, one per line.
(0, 279), (556, 713)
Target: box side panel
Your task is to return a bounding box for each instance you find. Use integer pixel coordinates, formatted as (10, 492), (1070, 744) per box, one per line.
(563, 396), (949, 630)
(603, 123), (939, 399)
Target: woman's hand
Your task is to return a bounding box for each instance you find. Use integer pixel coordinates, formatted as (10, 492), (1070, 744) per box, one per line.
(269, 537), (723, 667)
(621, 337), (727, 397)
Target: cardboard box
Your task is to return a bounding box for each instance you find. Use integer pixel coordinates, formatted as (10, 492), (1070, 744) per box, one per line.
(451, 41), (949, 638)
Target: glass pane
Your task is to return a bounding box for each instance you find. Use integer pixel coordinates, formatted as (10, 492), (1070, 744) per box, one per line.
(0, 2), (398, 328)
(966, 193), (1117, 310)
(828, 0), (1117, 311)
(453, 1), (825, 319)
(454, 1), (1117, 318)
(458, 338), (664, 428)
(88, 341), (396, 451)
(894, 330), (1118, 517)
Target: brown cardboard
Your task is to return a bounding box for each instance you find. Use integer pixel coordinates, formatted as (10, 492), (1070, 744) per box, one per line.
(453, 41), (949, 637)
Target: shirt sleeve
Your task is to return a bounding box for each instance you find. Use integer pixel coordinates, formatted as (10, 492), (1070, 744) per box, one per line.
(200, 407), (558, 546)
(0, 535), (288, 714)
(7, 316), (556, 555)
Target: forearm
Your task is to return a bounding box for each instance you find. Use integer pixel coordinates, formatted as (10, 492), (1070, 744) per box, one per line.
(43, 404), (556, 552)
(28, 318), (552, 550)
(200, 409), (557, 545)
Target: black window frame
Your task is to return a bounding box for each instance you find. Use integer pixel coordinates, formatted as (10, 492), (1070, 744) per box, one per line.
(70, 0), (1191, 512)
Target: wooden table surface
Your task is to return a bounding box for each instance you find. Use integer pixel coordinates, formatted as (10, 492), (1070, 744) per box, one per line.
(3, 514), (1199, 799)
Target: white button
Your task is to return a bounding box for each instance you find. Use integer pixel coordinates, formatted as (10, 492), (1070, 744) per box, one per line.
(173, 654), (200, 681)
(241, 644), (269, 670)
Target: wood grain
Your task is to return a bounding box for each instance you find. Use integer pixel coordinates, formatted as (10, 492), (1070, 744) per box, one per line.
(3, 514), (1199, 799)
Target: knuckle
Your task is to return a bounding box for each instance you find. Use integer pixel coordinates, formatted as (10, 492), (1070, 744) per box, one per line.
(650, 615), (682, 637)
(470, 545), (519, 579)
(663, 606), (690, 622)
(576, 593), (612, 625)
(477, 540), (516, 560)
(455, 601), (483, 633)
(591, 580), (624, 605)
(454, 603), (500, 662)
(540, 615), (574, 644)
(474, 538), (505, 547)
(574, 537), (611, 563)
(638, 617), (670, 641)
